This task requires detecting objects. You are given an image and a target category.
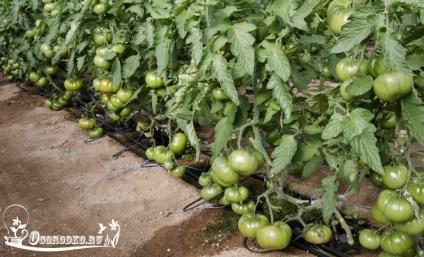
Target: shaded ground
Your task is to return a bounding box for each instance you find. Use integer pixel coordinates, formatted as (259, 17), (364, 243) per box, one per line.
(0, 80), (313, 257)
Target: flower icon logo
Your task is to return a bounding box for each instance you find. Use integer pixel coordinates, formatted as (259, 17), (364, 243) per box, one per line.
(3, 204), (29, 245)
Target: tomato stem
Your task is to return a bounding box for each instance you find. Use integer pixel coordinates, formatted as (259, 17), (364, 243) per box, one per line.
(333, 208), (354, 245)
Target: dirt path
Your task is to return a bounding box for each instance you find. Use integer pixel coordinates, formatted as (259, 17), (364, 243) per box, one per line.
(0, 81), (312, 257)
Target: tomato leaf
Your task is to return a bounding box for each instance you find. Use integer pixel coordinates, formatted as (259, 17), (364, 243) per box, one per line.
(293, 137), (322, 162)
(345, 76), (373, 96)
(339, 160), (358, 185)
(297, 34), (326, 44)
(407, 53), (424, 70)
(302, 152), (325, 179)
(266, 75), (292, 119)
(351, 129), (384, 174)
(343, 108), (375, 142)
(212, 53), (240, 105)
(291, 0), (322, 31)
(155, 39), (170, 74)
(122, 55), (140, 79)
(263, 41), (291, 82)
(112, 58), (121, 90)
(127, 5), (144, 18)
(270, 135), (297, 175)
(227, 22), (256, 75)
(187, 27), (203, 65)
(322, 113), (344, 140)
(175, 9), (190, 38)
(224, 102), (237, 124)
(378, 32), (413, 75)
(316, 175), (338, 224)
(331, 6), (375, 53)
(77, 56), (85, 72)
(401, 94), (424, 147)
(212, 117), (233, 160)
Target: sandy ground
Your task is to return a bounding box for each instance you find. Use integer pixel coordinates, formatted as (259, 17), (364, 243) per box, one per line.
(0, 80), (314, 257)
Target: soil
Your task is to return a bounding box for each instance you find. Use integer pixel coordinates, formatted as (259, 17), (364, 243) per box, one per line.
(0, 80), (315, 257)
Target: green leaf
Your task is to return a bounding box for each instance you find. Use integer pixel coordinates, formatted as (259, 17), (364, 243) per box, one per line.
(293, 137), (322, 162)
(343, 108), (375, 142)
(210, 36), (228, 53)
(322, 113), (344, 140)
(187, 27), (203, 65)
(263, 41), (291, 81)
(407, 54), (424, 70)
(316, 175), (338, 224)
(212, 53), (240, 105)
(127, 4), (144, 17)
(345, 76), (374, 96)
(324, 151), (342, 171)
(175, 9), (189, 38)
(270, 135), (298, 175)
(302, 152), (325, 179)
(339, 160), (358, 184)
(112, 58), (122, 90)
(155, 39), (170, 75)
(331, 7), (375, 53)
(291, 0), (322, 31)
(378, 32), (413, 75)
(351, 129), (384, 174)
(401, 94), (424, 146)
(122, 55), (140, 79)
(212, 117), (232, 160)
(176, 119), (201, 160)
(266, 75), (292, 118)
(227, 22), (256, 75)
(297, 34), (326, 44)
(77, 56), (86, 72)
(224, 102), (238, 124)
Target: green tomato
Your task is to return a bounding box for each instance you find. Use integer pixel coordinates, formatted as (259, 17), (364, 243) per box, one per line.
(327, 0), (354, 35)
(380, 230), (416, 255)
(88, 127), (104, 139)
(371, 203), (390, 225)
(369, 171), (385, 188)
(231, 200), (255, 215)
(335, 58), (369, 81)
(211, 157), (240, 187)
(36, 77), (49, 87)
(359, 229), (380, 250)
(93, 3), (109, 15)
(284, 43), (300, 54)
(238, 213), (269, 239)
(377, 189), (414, 223)
(94, 55), (111, 70)
(394, 209), (424, 235)
(212, 88), (229, 100)
(145, 71), (165, 89)
(119, 105), (131, 117)
(198, 173), (212, 187)
(256, 221), (292, 250)
(228, 150), (259, 176)
(45, 65), (59, 75)
(373, 71), (413, 102)
(29, 72), (40, 82)
(171, 165), (186, 177)
(78, 118), (96, 130)
(170, 132), (187, 154)
(98, 79), (120, 94)
(224, 186), (249, 203)
(382, 164), (408, 189)
(201, 183), (223, 200)
(303, 223), (332, 244)
(380, 111), (396, 129)
(136, 120), (149, 132)
(369, 57), (388, 78)
(340, 79), (372, 102)
(109, 94), (124, 109)
(145, 147), (155, 160)
(116, 88), (133, 103)
(408, 175), (424, 204)
(218, 194), (232, 206)
(288, 162), (304, 176)
(64, 79), (83, 91)
(321, 66), (333, 79)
